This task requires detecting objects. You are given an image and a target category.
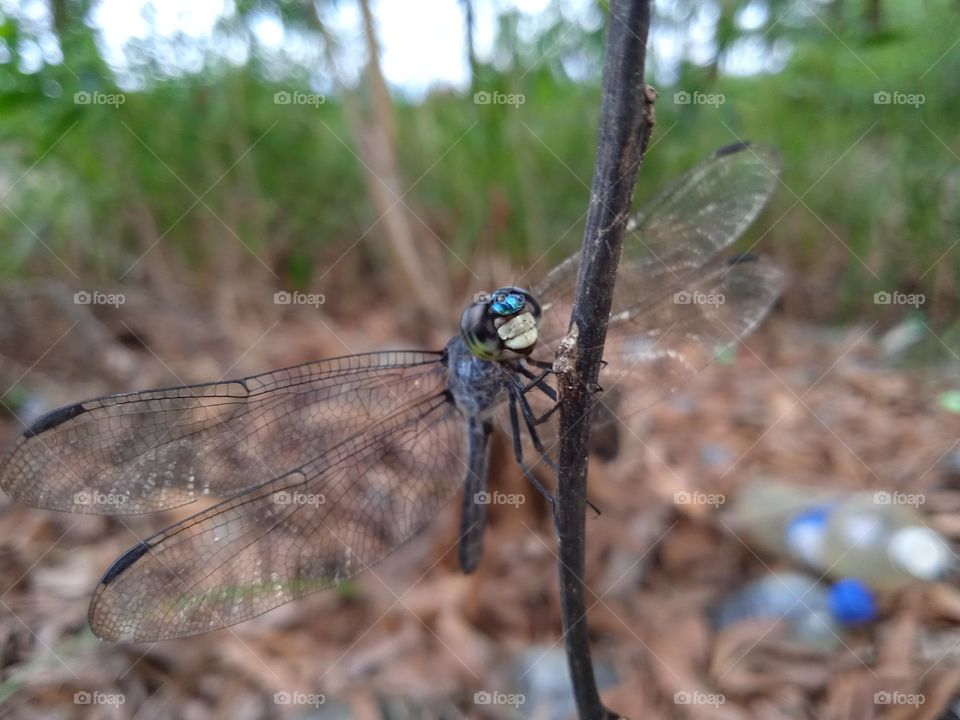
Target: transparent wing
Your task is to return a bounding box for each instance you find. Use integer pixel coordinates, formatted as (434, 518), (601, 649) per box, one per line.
(516, 143), (783, 453)
(88, 376), (467, 642)
(0, 351), (447, 514)
(534, 142), (781, 354)
(600, 253), (783, 415)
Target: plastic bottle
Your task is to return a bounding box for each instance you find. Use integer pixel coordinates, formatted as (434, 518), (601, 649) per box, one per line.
(711, 571), (877, 652)
(728, 479), (953, 591)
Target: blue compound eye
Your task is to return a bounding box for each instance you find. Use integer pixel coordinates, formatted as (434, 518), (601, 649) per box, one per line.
(490, 292), (525, 317)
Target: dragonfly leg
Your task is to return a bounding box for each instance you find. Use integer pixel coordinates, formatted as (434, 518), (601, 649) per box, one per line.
(518, 380), (607, 516)
(522, 460), (559, 527)
(508, 389), (559, 525)
(532, 402), (559, 426)
(510, 387), (603, 522)
(512, 382), (558, 474)
(513, 367), (559, 425)
(516, 365), (558, 403)
(509, 388), (557, 473)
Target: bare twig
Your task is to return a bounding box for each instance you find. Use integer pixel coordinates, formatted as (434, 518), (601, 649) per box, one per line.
(554, 1), (654, 718)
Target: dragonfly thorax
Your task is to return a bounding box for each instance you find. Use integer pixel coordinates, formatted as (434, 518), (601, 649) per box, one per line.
(460, 286), (543, 361)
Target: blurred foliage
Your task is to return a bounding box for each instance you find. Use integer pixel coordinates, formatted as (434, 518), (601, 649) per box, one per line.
(0, 0), (957, 328)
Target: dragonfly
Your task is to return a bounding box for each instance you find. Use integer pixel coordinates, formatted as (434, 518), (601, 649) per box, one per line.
(0, 142), (783, 642)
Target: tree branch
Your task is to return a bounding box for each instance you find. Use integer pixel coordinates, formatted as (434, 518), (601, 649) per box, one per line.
(555, 1), (654, 718)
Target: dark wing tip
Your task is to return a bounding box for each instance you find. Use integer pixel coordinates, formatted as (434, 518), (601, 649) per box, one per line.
(727, 252), (760, 265)
(714, 141), (752, 158)
(23, 402), (88, 438)
(99, 541), (151, 585)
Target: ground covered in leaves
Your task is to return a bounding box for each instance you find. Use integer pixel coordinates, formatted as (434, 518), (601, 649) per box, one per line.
(1, 285), (959, 719)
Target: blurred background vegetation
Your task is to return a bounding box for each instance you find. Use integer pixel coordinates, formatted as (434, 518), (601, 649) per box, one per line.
(0, 0), (956, 331)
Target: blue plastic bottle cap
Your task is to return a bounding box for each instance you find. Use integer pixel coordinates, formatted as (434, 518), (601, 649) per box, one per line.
(827, 578), (877, 625)
(785, 505), (831, 567)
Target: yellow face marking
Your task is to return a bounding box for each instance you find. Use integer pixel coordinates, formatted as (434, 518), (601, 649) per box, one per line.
(465, 334), (498, 360)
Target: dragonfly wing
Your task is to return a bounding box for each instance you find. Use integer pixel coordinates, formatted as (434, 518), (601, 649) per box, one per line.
(517, 144), (782, 452)
(618, 142), (780, 285)
(602, 253), (783, 416)
(88, 387), (467, 641)
(533, 142), (780, 356)
(0, 351), (446, 514)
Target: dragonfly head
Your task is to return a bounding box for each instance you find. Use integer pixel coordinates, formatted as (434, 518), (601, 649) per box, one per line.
(461, 286), (542, 361)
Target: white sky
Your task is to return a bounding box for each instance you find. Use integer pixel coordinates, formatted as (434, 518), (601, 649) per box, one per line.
(89, 0), (584, 93)
(6, 0), (778, 92)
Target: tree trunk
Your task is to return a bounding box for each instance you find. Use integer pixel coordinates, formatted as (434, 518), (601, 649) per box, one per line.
(351, 0), (447, 317)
